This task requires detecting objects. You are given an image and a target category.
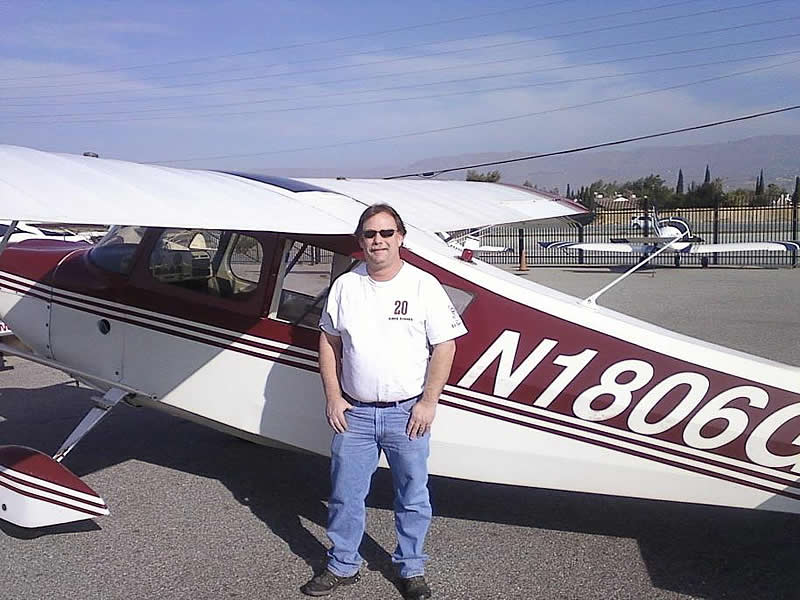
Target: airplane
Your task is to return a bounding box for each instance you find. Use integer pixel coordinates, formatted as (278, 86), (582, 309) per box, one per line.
(0, 221), (94, 364)
(0, 145), (798, 530)
(540, 213), (800, 267)
(0, 220), (94, 244)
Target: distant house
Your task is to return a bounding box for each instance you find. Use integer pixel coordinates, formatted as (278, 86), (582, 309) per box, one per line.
(593, 193), (638, 211)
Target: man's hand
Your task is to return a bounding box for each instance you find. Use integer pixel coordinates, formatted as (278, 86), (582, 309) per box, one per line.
(326, 395), (352, 433)
(407, 400), (436, 439)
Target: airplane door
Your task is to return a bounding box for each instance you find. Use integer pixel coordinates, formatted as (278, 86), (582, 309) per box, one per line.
(49, 301), (125, 383)
(49, 292), (126, 381)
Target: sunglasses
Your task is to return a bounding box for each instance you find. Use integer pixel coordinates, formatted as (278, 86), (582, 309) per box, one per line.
(361, 229), (397, 239)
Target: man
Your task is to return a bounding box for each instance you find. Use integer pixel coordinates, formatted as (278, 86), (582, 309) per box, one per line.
(301, 204), (467, 600)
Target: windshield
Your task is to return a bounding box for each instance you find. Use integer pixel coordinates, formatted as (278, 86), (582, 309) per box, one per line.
(89, 225), (146, 275)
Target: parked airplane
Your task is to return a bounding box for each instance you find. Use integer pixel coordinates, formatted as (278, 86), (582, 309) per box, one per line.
(0, 220), (93, 244)
(0, 146), (799, 530)
(0, 222), (94, 357)
(540, 214), (799, 267)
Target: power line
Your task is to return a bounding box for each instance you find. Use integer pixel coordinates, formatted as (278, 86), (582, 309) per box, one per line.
(4, 14), (794, 107)
(0, 0), (692, 88)
(1, 0), (784, 95)
(385, 105), (800, 178)
(7, 43), (798, 124)
(0, 0), (579, 82)
(149, 57), (800, 164)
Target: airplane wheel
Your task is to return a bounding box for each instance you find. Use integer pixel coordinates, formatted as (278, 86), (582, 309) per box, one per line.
(701, 257), (709, 268)
(674, 255), (681, 268)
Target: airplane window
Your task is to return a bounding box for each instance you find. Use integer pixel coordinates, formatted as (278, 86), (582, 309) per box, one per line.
(228, 234), (263, 285)
(270, 240), (354, 329)
(442, 284), (475, 315)
(149, 229), (262, 298)
(88, 225), (146, 275)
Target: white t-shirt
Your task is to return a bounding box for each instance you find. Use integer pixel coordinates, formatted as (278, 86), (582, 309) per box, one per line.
(320, 262), (468, 403)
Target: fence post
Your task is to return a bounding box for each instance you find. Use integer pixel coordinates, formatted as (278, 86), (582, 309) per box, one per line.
(577, 222), (585, 265)
(792, 179), (798, 268)
(712, 199), (720, 266)
(518, 228), (528, 271)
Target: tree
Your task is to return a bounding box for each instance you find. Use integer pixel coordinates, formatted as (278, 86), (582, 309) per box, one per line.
(676, 169), (684, 195)
(682, 178), (727, 208)
(727, 188), (754, 206)
(755, 169), (765, 196)
(522, 180), (533, 188)
(566, 183), (571, 198)
(466, 169), (501, 182)
(766, 183), (786, 199)
(793, 176), (800, 205)
(704, 165), (711, 185)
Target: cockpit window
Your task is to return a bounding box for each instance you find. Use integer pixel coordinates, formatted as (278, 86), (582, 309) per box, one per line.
(148, 229), (263, 298)
(89, 225), (146, 275)
(270, 239), (356, 329)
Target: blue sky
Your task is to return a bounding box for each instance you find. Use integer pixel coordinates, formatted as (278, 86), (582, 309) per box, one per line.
(2, 0), (799, 173)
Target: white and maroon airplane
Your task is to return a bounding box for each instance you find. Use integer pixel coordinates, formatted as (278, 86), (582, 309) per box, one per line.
(0, 145), (798, 530)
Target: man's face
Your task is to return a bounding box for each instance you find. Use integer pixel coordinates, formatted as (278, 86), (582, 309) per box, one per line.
(358, 211), (404, 271)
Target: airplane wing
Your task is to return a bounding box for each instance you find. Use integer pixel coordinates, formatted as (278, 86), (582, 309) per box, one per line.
(686, 241), (800, 254)
(300, 179), (589, 233)
(539, 241), (642, 253)
(0, 145), (588, 235)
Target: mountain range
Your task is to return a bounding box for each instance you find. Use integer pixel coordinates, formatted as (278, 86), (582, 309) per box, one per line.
(267, 134), (800, 193)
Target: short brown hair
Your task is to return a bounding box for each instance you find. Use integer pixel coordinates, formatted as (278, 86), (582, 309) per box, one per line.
(354, 203), (407, 236)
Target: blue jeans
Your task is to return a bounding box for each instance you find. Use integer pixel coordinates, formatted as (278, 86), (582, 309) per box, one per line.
(326, 398), (431, 579)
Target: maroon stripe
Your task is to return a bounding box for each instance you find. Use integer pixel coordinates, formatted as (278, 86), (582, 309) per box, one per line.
(0, 469), (106, 508)
(46, 294), (320, 374)
(0, 278), (50, 303)
(0, 477), (107, 518)
(45, 287), (315, 362)
(444, 388), (800, 491)
(439, 398), (800, 503)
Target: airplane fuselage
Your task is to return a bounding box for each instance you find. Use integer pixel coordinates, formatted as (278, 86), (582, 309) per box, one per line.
(1, 230), (799, 514)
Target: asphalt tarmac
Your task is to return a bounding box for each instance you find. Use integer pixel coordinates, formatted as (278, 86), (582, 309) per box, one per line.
(1, 266), (799, 600)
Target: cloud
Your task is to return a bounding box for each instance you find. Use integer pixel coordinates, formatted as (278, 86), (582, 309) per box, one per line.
(3, 20), (171, 54)
(2, 24), (799, 171)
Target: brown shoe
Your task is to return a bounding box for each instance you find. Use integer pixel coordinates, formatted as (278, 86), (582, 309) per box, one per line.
(300, 569), (360, 597)
(400, 575), (432, 600)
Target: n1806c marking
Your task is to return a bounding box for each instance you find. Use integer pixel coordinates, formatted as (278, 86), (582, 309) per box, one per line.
(457, 330), (800, 473)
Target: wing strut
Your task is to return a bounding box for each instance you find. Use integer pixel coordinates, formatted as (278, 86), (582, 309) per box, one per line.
(0, 220), (19, 256)
(53, 388), (130, 463)
(583, 232), (688, 307)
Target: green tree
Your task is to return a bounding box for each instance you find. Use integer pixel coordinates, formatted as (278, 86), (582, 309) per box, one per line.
(793, 176), (800, 205)
(466, 169), (501, 182)
(755, 169), (765, 196)
(704, 165), (711, 185)
(522, 179), (533, 188)
(676, 169), (684, 195)
(727, 188), (755, 206)
(766, 183), (786, 200)
(566, 183), (571, 197)
(683, 178), (727, 207)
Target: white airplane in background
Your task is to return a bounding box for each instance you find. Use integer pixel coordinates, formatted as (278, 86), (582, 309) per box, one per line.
(0, 220), (93, 244)
(0, 146), (799, 531)
(540, 214), (799, 267)
(0, 222), (93, 352)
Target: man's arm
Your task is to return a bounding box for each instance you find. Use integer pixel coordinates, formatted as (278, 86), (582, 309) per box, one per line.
(319, 331), (352, 433)
(407, 339), (456, 439)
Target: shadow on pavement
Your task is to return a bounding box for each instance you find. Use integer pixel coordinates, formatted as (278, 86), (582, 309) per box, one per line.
(2, 382), (799, 600)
